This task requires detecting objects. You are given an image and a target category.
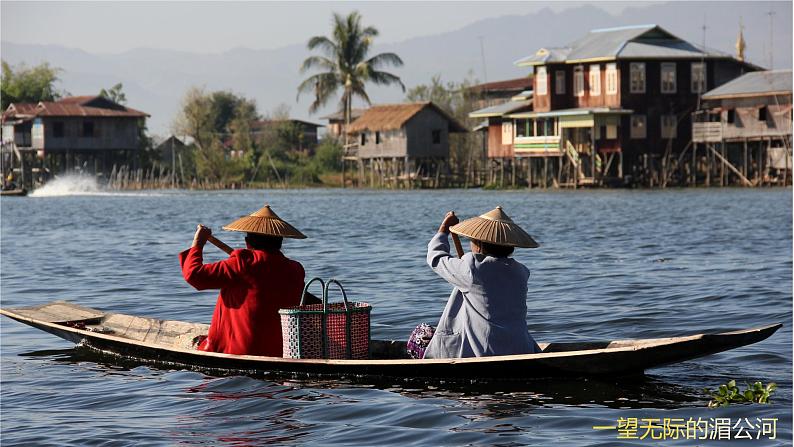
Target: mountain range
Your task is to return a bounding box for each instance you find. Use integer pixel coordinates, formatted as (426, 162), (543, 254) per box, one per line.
(2, 1), (790, 135)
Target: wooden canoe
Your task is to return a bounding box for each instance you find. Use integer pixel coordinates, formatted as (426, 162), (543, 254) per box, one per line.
(0, 188), (27, 197)
(1, 301), (782, 381)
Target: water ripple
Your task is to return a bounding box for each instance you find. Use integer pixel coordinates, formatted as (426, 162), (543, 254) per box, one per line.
(1, 188), (791, 445)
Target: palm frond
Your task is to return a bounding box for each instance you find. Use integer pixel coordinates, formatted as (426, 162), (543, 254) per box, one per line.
(368, 71), (406, 92)
(366, 52), (404, 69)
(296, 73), (340, 113)
(351, 85), (372, 106)
(362, 26), (379, 38)
(307, 36), (337, 56)
(300, 56), (336, 73)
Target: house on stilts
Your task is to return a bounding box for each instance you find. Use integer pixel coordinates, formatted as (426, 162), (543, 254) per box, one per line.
(482, 24), (760, 188)
(691, 69), (792, 187)
(343, 102), (467, 188)
(469, 93), (534, 187)
(1, 96), (149, 189)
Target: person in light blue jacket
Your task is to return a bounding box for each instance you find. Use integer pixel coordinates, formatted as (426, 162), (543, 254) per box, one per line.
(419, 207), (541, 359)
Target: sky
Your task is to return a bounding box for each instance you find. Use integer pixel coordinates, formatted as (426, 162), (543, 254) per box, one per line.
(1, 1), (644, 54)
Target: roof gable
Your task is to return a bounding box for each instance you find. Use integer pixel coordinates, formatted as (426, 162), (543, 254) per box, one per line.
(347, 102), (467, 133)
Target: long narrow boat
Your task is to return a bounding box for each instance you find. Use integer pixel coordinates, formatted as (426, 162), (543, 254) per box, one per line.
(1, 301), (781, 381)
(0, 188), (27, 197)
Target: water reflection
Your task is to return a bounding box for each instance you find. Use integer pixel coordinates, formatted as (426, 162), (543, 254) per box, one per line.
(22, 346), (705, 410)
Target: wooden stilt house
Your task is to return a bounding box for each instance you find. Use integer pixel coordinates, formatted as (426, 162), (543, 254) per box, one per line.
(692, 69), (792, 186)
(1, 96), (149, 189)
(344, 102), (467, 188)
(513, 24), (760, 187)
(469, 95), (533, 188)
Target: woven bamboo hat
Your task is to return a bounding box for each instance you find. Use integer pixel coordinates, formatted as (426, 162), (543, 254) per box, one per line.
(222, 204), (307, 239)
(450, 206), (538, 248)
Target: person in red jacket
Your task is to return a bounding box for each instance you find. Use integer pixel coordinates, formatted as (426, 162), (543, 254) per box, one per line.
(179, 204), (307, 357)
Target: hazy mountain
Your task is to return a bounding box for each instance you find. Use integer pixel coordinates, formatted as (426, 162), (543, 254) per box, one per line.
(2, 2), (790, 135)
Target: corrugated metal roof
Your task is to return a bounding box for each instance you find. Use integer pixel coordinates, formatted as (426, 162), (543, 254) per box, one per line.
(473, 120), (489, 132)
(619, 39), (708, 59)
(514, 47), (571, 66)
(347, 102), (467, 133)
(565, 25), (659, 62)
(468, 76), (534, 92)
(57, 96), (99, 104)
(702, 70), (793, 99)
(4, 96), (148, 119)
(36, 101), (148, 118)
(469, 99), (533, 118)
(7, 103), (38, 115)
(516, 24), (749, 67)
(3, 103), (38, 121)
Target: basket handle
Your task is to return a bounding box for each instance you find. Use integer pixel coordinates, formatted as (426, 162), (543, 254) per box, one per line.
(322, 278), (350, 314)
(323, 278), (354, 359)
(300, 277), (326, 306)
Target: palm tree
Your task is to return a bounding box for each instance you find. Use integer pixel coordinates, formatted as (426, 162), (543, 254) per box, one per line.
(298, 11), (405, 149)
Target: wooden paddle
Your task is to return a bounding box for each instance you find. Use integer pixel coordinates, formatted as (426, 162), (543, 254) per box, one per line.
(205, 232), (322, 305)
(207, 235), (233, 255)
(451, 233), (464, 258)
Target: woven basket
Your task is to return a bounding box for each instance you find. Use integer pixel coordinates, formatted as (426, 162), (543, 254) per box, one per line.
(279, 278), (371, 359)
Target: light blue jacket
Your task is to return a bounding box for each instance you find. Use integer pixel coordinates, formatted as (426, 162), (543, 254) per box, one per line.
(424, 232), (540, 359)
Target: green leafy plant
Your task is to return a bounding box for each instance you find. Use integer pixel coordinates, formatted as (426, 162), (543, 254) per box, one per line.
(705, 380), (777, 408)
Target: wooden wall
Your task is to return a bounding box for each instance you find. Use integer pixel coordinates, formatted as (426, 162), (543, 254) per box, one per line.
(35, 117), (141, 151)
(405, 108), (451, 158)
(357, 128), (407, 159)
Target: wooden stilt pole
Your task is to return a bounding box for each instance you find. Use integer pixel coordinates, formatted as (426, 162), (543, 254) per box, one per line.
(783, 141), (789, 186)
(543, 156), (548, 189)
(720, 143), (725, 187)
(756, 141), (762, 186)
(527, 158), (532, 189)
(705, 145), (711, 187)
(691, 143), (697, 186)
(511, 158), (516, 188)
(708, 144), (753, 187)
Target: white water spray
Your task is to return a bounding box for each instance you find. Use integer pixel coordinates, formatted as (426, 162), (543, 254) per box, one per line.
(29, 174), (102, 197)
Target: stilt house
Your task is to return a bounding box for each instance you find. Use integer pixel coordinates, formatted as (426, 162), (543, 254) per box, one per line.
(509, 24), (759, 187)
(692, 69), (792, 186)
(344, 102), (467, 188)
(1, 96), (148, 187)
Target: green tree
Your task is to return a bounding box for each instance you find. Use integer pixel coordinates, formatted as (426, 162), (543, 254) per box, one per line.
(172, 87), (260, 185)
(406, 74), (481, 181)
(297, 11), (405, 147)
(313, 138), (343, 172)
(173, 86), (215, 151)
(1, 61), (62, 109)
(99, 82), (127, 104)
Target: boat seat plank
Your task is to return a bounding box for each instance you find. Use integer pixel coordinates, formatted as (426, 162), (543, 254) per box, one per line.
(102, 314), (208, 349)
(6, 301), (105, 324)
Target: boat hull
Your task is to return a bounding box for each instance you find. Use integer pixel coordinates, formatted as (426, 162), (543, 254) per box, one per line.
(1, 301), (782, 381)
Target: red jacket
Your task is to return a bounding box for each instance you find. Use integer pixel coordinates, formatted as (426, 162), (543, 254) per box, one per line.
(179, 245), (305, 357)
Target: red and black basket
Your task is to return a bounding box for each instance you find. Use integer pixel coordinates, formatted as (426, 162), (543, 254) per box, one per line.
(279, 278), (371, 359)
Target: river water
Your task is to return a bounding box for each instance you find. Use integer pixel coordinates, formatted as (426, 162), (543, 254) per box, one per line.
(1, 184), (791, 446)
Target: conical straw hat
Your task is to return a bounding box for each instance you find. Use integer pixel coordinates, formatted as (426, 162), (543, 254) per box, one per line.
(223, 204), (307, 239)
(450, 206), (538, 248)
